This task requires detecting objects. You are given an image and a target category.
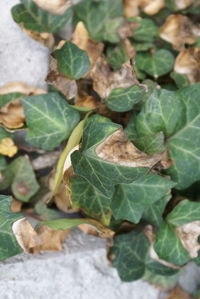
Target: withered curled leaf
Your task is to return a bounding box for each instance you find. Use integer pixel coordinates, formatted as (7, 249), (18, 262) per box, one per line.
(176, 221), (200, 258)
(174, 47), (200, 83)
(0, 138), (18, 157)
(165, 286), (193, 299)
(20, 25), (54, 48)
(96, 128), (166, 168)
(138, 0), (165, 15)
(46, 56), (77, 100)
(160, 15), (199, 50)
(33, 0), (72, 15)
(124, 0), (139, 18)
(91, 57), (139, 99)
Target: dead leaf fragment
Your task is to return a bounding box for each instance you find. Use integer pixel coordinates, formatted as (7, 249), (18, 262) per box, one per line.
(32, 225), (69, 253)
(124, 0), (139, 18)
(165, 285), (193, 299)
(20, 25), (54, 48)
(160, 15), (200, 50)
(72, 22), (104, 68)
(0, 138), (18, 157)
(0, 82), (46, 95)
(138, 0), (165, 15)
(33, 0), (72, 15)
(78, 219), (114, 239)
(46, 56), (77, 99)
(175, 0), (193, 10)
(11, 198), (22, 213)
(96, 128), (165, 168)
(12, 218), (69, 254)
(176, 221), (200, 258)
(91, 57), (139, 99)
(12, 218), (41, 253)
(174, 47), (200, 83)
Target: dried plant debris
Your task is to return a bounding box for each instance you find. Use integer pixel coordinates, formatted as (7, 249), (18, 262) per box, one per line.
(1, 0), (200, 288)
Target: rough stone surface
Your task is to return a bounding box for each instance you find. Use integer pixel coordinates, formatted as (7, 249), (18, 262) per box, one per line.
(0, 1), (200, 299)
(0, 0), (49, 89)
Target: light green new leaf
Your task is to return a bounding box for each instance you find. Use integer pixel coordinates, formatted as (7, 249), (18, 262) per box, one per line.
(71, 176), (112, 226)
(105, 85), (145, 112)
(0, 195), (23, 260)
(167, 199), (200, 226)
(0, 156), (39, 202)
(143, 269), (180, 290)
(109, 230), (150, 282)
(71, 122), (148, 197)
(111, 174), (175, 223)
(136, 49), (175, 78)
(22, 93), (80, 150)
(154, 222), (190, 265)
(54, 42), (90, 79)
(166, 83), (200, 189)
(11, 0), (72, 33)
(135, 88), (185, 138)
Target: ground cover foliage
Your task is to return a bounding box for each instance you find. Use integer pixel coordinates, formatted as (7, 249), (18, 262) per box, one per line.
(1, 0), (200, 294)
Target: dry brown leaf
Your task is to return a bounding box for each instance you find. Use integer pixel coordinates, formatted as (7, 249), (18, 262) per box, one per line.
(0, 82), (46, 129)
(20, 25), (54, 48)
(96, 128), (165, 168)
(33, 0), (72, 15)
(165, 286), (193, 299)
(78, 219), (114, 239)
(0, 99), (25, 129)
(91, 57), (139, 99)
(32, 225), (69, 253)
(124, 0), (139, 18)
(175, 0), (194, 10)
(46, 56), (77, 100)
(54, 184), (73, 213)
(176, 221), (200, 258)
(11, 198), (22, 213)
(0, 138), (18, 157)
(118, 21), (140, 39)
(174, 47), (200, 84)
(12, 218), (69, 254)
(138, 0), (165, 15)
(160, 15), (200, 50)
(12, 218), (41, 253)
(72, 22), (104, 68)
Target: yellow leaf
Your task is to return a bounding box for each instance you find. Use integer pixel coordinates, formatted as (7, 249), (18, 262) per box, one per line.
(0, 138), (18, 157)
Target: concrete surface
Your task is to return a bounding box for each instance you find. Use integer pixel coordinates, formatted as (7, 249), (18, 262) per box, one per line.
(0, 1), (200, 299)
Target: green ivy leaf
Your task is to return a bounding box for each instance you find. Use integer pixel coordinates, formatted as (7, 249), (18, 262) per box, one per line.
(131, 18), (158, 42)
(136, 49), (175, 78)
(0, 127), (11, 140)
(154, 222), (190, 265)
(167, 199), (200, 226)
(142, 195), (171, 227)
(0, 156), (7, 171)
(109, 230), (150, 281)
(11, 0), (72, 33)
(73, 0), (123, 42)
(143, 269), (180, 290)
(166, 84), (200, 189)
(170, 72), (190, 89)
(133, 132), (165, 155)
(22, 93), (80, 150)
(105, 85), (145, 112)
(0, 195), (23, 260)
(54, 42), (90, 80)
(71, 176), (112, 226)
(106, 43), (129, 70)
(0, 156), (39, 202)
(145, 255), (179, 276)
(71, 122), (148, 197)
(135, 88), (185, 138)
(111, 174), (175, 223)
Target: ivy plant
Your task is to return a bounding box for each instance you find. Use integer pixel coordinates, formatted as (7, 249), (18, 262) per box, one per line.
(1, 0), (200, 292)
